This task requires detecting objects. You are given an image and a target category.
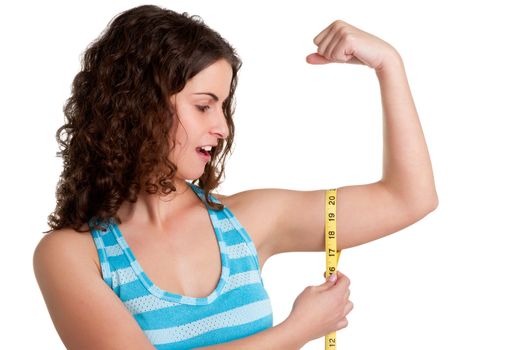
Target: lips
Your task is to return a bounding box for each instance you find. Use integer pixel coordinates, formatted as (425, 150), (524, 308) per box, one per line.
(195, 143), (218, 163)
(196, 146), (213, 162)
(196, 147), (211, 156)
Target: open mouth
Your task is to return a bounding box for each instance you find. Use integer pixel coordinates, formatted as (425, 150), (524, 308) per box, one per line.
(196, 145), (213, 159)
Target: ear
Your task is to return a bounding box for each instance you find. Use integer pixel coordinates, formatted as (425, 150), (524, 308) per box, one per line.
(168, 94), (178, 113)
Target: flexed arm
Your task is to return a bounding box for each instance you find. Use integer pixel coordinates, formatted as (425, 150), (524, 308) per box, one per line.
(307, 20), (438, 213)
(227, 20), (438, 257)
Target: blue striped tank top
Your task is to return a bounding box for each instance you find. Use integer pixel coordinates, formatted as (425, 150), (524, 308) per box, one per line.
(88, 182), (273, 349)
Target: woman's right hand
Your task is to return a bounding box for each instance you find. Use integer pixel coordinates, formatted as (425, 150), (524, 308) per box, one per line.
(285, 270), (353, 343)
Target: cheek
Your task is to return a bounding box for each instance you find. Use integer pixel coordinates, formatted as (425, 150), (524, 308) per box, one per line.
(172, 127), (184, 147)
(171, 120), (191, 152)
(168, 128), (186, 164)
(171, 103), (198, 148)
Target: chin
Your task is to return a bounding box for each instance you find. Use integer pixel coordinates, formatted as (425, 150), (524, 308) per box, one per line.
(175, 170), (205, 182)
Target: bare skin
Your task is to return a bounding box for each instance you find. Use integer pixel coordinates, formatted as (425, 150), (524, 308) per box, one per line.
(34, 19), (437, 349)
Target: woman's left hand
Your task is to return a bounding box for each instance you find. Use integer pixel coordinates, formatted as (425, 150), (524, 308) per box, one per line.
(306, 20), (399, 70)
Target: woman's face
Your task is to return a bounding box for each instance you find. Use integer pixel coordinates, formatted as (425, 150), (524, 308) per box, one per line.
(169, 59), (233, 181)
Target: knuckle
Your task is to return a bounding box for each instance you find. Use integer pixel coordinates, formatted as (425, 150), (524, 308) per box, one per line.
(337, 26), (348, 36)
(346, 303), (354, 314)
(339, 309), (347, 318)
(340, 318), (349, 328)
(344, 35), (355, 45)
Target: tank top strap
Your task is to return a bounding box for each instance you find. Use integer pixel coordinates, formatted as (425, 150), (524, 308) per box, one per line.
(88, 217), (115, 288)
(187, 182), (222, 207)
(187, 182), (265, 281)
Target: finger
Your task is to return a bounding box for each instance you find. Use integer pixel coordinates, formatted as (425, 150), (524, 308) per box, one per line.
(325, 271), (349, 291)
(327, 34), (361, 64)
(316, 26), (339, 59)
(323, 269), (343, 279)
(345, 300), (354, 315)
(322, 270), (348, 282)
(334, 272), (350, 289)
(344, 288), (350, 300)
(319, 35), (341, 62)
(313, 23), (334, 45)
(322, 270), (336, 279)
(306, 53), (332, 65)
(315, 274), (338, 292)
(321, 270), (339, 288)
(329, 35), (355, 63)
(326, 32), (346, 61)
(337, 317), (349, 330)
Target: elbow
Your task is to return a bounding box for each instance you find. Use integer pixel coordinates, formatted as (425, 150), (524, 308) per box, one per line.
(380, 179), (438, 215)
(430, 194), (439, 212)
(410, 191), (439, 219)
(423, 188), (439, 212)
(381, 181), (439, 220)
(427, 187), (439, 212)
(385, 179), (439, 222)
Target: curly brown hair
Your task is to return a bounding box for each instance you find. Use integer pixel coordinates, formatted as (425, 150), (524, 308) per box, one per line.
(46, 5), (242, 233)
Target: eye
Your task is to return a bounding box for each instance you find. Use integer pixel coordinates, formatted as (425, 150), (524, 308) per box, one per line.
(196, 105), (210, 112)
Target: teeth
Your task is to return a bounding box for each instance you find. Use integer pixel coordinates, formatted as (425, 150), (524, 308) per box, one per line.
(201, 145), (212, 152)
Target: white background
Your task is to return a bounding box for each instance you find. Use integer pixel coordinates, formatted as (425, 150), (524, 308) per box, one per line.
(1, 0), (526, 349)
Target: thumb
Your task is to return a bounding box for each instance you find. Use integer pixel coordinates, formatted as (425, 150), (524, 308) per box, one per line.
(306, 53), (331, 65)
(322, 272), (338, 286)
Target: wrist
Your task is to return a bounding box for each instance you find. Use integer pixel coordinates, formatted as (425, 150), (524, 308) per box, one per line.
(375, 48), (404, 77)
(278, 316), (310, 349)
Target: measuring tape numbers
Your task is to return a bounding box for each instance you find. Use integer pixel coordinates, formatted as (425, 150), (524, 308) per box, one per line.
(325, 189), (341, 349)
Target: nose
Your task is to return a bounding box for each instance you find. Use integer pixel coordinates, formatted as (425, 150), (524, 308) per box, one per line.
(210, 110), (229, 139)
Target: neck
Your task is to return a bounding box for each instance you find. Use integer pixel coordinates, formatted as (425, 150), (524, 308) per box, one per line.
(116, 178), (198, 229)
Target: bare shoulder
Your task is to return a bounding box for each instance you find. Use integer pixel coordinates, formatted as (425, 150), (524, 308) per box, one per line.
(33, 227), (155, 349)
(217, 187), (320, 224)
(213, 188), (304, 263)
(215, 188), (279, 225)
(217, 187), (291, 210)
(33, 226), (100, 278)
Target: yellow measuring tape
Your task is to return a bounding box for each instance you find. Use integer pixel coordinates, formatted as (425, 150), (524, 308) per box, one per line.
(325, 189), (341, 349)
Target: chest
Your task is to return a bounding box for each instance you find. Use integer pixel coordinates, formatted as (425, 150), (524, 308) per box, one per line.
(120, 216), (223, 299)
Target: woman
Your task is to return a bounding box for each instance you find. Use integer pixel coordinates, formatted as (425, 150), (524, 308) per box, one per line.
(33, 4), (438, 349)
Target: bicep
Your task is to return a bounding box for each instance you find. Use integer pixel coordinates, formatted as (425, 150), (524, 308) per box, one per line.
(266, 181), (434, 255)
(33, 233), (155, 350)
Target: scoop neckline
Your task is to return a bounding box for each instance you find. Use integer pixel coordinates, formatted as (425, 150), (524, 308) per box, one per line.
(108, 181), (230, 305)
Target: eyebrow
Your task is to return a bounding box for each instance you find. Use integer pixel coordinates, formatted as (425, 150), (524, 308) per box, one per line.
(193, 92), (219, 101)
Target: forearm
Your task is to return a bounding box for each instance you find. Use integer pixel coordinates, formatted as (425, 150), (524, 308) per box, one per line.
(376, 52), (438, 210)
(194, 319), (306, 350)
